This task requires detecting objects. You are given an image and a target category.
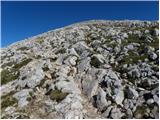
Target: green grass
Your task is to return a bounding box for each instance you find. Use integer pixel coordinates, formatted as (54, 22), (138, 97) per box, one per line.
(119, 53), (148, 65)
(133, 105), (148, 118)
(1, 91), (18, 109)
(148, 37), (159, 49)
(36, 37), (44, 44)
(1, 58), (32, 85)
(17, 46), (29, 51)
(1, 69), (20, 85)
(13, 58), (32, 69)
(122, 34), (142, 46)
(2, 58), (32, 69)
(49, 90), (69, 102)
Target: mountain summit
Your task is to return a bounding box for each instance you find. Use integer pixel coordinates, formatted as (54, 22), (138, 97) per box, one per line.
(1, 20), (159, 119)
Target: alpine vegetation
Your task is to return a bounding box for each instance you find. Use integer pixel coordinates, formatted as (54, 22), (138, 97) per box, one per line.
(1, 20), (159, 119)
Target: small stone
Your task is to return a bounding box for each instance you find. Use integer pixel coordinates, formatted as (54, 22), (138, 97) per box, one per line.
(45, 73), (52, 79)
(123, 99), (134, 109)
(127, 44), (134, 50)
(147, 99), (154, 105)
(4, 106), (16, 115)
(149, 52), (157, 60)
(13, 89), (33, 108)
(151, 28), (159, 36)
(110, 107), (123, 119)
(102, 106), (113, 118)
(69, 56), (78, 66)
(125, 86), (139, 99)
(122, 33), (128, 38)
(96, 88), (108, 111)
(153, 95), (159, 104)
(113, 88), (124, 105)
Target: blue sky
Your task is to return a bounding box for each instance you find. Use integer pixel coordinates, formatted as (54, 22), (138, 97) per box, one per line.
(1, 1), (159, 47)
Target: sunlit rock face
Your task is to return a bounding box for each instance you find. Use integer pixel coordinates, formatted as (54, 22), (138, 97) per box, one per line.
(1, 20), (159, 119)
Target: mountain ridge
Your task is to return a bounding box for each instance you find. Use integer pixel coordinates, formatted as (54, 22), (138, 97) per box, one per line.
(2, 20), (158, 49)
(1, 20), (159, 119)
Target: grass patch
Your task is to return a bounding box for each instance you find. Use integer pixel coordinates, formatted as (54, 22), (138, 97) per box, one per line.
(1, 91), (18, 109)
(13, 58), (32, 69)
(148, 37), (159, 49)
(119, 51), (148, 65)
(49, 89), (69, 102)
(1, 69), (20, 85)
(36, 37), (44, 44)
(1, 58), (32, 85)
(122, 34), (142, 46)
(17, 46), (29, 51)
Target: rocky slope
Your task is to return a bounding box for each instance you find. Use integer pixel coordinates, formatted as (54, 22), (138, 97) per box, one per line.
(0, 20), (159, 119)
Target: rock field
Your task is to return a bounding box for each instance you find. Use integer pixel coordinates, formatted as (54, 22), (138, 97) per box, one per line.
(0, 20), (159, 119)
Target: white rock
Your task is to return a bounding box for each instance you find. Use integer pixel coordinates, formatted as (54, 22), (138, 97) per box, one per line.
(149, 52), (157, 60)
(113, 88), (124, 105)
(13, 89), (32, 108)
(110, 107), (123, 119)
(96, 88), (108, 110)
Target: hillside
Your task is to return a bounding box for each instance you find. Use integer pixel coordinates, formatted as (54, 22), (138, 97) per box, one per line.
(1, 20), (159, 119)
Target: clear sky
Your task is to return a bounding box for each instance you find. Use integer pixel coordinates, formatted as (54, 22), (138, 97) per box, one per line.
(1, 1), (159, 47)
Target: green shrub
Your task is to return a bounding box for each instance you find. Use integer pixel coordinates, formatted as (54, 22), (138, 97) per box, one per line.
(26, 97), (32, 101)
(49, 90), (69, 102)
(90, 56), (101, 68)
